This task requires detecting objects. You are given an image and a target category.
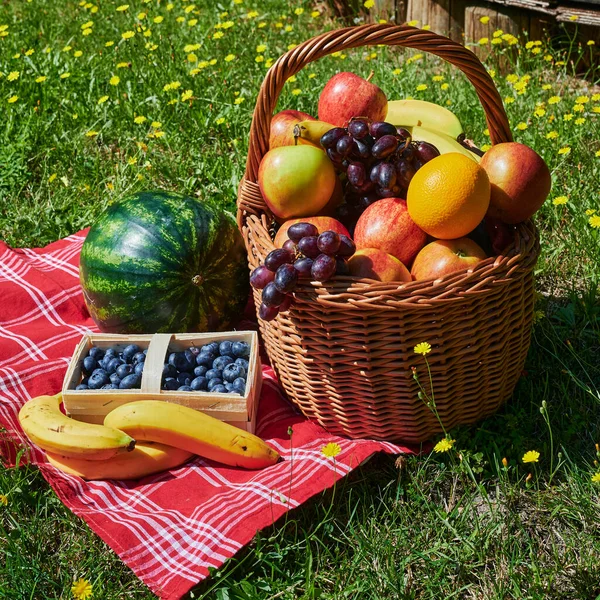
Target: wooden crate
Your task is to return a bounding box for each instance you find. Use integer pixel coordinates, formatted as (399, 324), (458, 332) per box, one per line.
(62, 331), (261, 432)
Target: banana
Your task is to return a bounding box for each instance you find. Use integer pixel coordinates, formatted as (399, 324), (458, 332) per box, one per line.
(46, 442), (193, 480)
(386, 99), (464, 139)
(18, 394), (135, 460)
(293, 120), (336, 147)
(406, 125), (481, 163)
(104, 401), (280, 470)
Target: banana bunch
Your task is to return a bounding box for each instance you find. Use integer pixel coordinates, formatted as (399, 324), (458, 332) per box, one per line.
(293, 120), (336, 147)
(19, 394), (279, 480)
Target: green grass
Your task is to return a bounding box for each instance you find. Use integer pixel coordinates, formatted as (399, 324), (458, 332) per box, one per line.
(1, 0), (600, 598)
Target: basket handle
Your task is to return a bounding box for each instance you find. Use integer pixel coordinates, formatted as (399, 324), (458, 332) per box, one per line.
(243, 23), (512, 184)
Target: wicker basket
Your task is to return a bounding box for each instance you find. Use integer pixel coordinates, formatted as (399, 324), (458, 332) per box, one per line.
(237, 24), (540, 444)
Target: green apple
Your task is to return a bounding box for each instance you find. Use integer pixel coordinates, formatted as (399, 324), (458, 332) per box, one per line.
(258, 145), (336, 220)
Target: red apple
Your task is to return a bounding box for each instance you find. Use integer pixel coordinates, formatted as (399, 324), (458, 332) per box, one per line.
(348, 248), (411, 283)
(258, 145), (336, 220)
(411, 238), (487, 281)
(269, 109), (316, 149)
(353, 198), (427, 268)
(316, 176), (344, 217)
(480, 142), (551, 224)
(274, 215), (350, 247)
(318, 72), (387, 127)
(484, 216), (515, 255)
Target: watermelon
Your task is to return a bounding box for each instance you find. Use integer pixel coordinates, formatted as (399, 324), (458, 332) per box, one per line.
(80, 191), (250, 333)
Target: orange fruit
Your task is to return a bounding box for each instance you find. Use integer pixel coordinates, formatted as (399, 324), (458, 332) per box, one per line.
(407, 153), (491, 240)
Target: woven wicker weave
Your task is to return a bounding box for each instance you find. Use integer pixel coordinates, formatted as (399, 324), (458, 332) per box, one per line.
(237, 24), (540, 444)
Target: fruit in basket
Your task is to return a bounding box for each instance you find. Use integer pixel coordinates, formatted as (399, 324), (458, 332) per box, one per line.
(385, 99), (464, 139)
(411, 238), (488, 281)
(407, 153), (490, 239)
(46, 442), (193, 481)
(404, 126), (479, 162)
(480, 142), (551, 224)
(484, 215), (515, 254)
(76, 344), (146, 390)
(347, 248), (411, 283)
(269, 110), (316, 148)
(80, 191), (249, 334)
(258, 145), (336, 220)
(354, 198), (427, 267)
(318, 72), (387, 127)
(274, 216), (350, 247)
(104, 400), (280, 469)
(18, 393), (135, 460)
(293, 119), (337, 147)
(316, 175), (345, 217)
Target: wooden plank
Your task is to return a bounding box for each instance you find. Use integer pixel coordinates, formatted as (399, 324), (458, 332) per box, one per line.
(428, 0), (452, 34)
(449, 0), (468, 41)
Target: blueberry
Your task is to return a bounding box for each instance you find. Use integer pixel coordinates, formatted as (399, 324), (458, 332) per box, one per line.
(234, 358), (249, 371)
(211, 384), (228, 393)
(177, 372), (192, 386)
(205, 368), (222, 381)
(104, 348), (117, 360)
(101, 383), (119, 390)
(224, 383), (233, 392)
(134, 362), (145, 376)
(88, 346), (104, 360)
(190, 376), (208, 391)
(122, 344), (141, 362)
(232, 377), (247, 395)
(178, 385), (193, 391)
(201, 342), (219, 355)
(162, 377), (179, 391)
(143, 348), (148, 355)
(132, 352), (146, 365)
(119, 373), (141, 389)
(106, 357), (124, 375)
(196, 352), (215, 368)
(169, 352), (193, 372)
(82, 356), (97, 375)
(81, 377), (89, 385)
(163, 363), (177, 379)
(207, 378), (224, 391)
(75, 384), (89, 390)
(88, 371), (109, 389)
(223, 363), (245, 383)
(213, 355), (234, 371)
(188, 346), (201, 357)
(184, 349), (197, 364)
(193, 365), (208, 378)
(116, 363), (133, 379)
(232, 341), (250, 358)
(109, 373), (121, 386)
(219, 341), (233, 356)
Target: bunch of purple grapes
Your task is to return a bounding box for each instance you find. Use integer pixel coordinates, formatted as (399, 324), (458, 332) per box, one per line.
(319, 118), (441, 228)
(250, 222), (356, 321)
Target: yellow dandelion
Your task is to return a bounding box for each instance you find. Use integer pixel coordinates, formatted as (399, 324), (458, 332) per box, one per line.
(181, 89), (193, 101)
(221, 21), (234, 29)
(542, 84), (552, 91)
(544, 54), (553, 62)
(558, 146), (571, 155)
(184, 4), (196, 13)
(589, 215), (600, 228)
(531, 47), (541, 55)
(585, 209), (596, 215)
(116, 3), (129, 11)
(504, 96), (515, 104)
(82, 27), (93, 35)
(60, 72), (71, 79)
(7, 71), (19, 82)
(434, 438), (455, 453)
(311, 10), (320, 17)
(71, 578), (93, 600)
(138, 11), (147, 19)
(187, 53), (197, 63)
(441, 82), (449, 90)
(575, 95), (589, 104)
(308, 72), (316, 79)
(506, 73), (519, 84)
(151, 121), (162, 128)
(592, 473), (600, 483)
(516, 122), (528, 130)
(416, 84), (428, 91)
(321, 442), (342, 458)
(154, 130), (165, 138)
(481, 143), (491, 152)
(25, 48), (34, 56)
(98, 95), (109, 104)
(63, 45), (72, 52)
(285, 25), (293, 32)
(364, 0), (375, 8)
(265, 58), (274, 68)
(256, 44), (266, 53)
(479, 37), (489, 45)
(258, 22), (266, 28)
(213, 31), (224, 39)
(563, 113), (573, 122)
(592, 93), (600, 102)
(209, 59), (217, 65)
(432, 75), (444, 82)
(188, 19), (198, 26)
(479, 15), (490, 24)
(291, 88), (301, 95)
(90, 5), (98, 13)
(546, 131), (558, 139)
(575, 117), (586, 125)
(294, 7), (304, 15)
(36, 75), (47, 83)
(143, 29), (152, 37)
(491, 38), (502, 45)
(225, 54), (235, 62)
(274, 22), (283, 28)
(166, 3), (174, 9)
(7, 95), (18, 104)
(255, 55), (264, 63)
(414, 342), (431, 355)
(247, 10), (259, 18)
(287, 43), (297, 51)
(216, 117), (226, 125)
(552, 196), (568, 205)
(522, 450), (540, 463)
(422, 24), (431, 30)
(121, 30), (135, 39)
(117, 62), (129, 69)
(234, 97), (245, 105)
(572, 104), (584, 113)
(85, 130), (98, 137)
(105, 41), (114, 47)
(569, 14), (578, 21)
(134, 115), (146, 124)
(407, 19), (418, 26)
(548, 95), (561, 104)
(48, 173), (57, 182)
(153, 16), (164, 23)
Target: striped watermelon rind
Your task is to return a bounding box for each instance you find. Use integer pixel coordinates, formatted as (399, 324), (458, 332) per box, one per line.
(80, 191), (250, 333)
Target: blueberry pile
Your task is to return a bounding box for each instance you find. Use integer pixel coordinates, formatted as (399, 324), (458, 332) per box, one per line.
(76, 344), (146, 390)
(162, 340), (250, 395)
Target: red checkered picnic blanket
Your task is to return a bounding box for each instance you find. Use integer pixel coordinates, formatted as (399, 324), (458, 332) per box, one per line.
(0, 231), (418, 600)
